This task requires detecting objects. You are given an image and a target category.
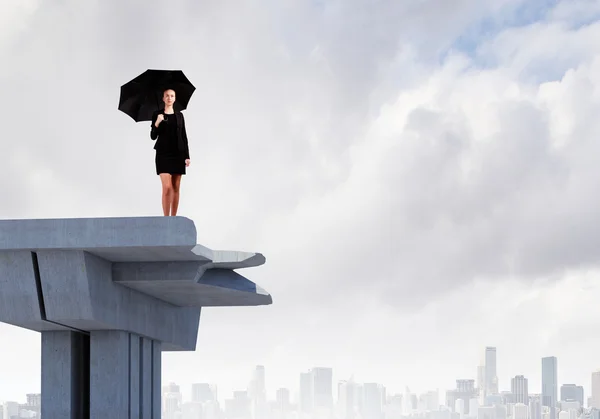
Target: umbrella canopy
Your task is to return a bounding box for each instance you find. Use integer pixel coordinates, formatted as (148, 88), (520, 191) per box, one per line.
(118, 69), (196, 122)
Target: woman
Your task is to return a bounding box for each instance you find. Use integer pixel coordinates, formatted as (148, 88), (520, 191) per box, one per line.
(150, 88), (191, 216)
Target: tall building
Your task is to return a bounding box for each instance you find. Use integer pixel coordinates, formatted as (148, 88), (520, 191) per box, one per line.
(249, 365), (267, 419)
(312, 367), (334, 409)
(249, 365), (266, 402)
(560, 384), (584, 406)
(362, 383), (385, 419)
(591, 371), (600, 409)
(542, 357), (558, 417)
(512, 376), (529, 405)
(484, 347), (498, 399)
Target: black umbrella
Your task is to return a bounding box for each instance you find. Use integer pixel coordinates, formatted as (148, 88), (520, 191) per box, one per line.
(118, 69), (196, 122)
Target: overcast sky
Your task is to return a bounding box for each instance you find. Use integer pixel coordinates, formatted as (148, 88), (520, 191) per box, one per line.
(2, 0), (600, 405)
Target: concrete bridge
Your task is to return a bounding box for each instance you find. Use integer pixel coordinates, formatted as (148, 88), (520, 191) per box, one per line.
(0, 216), (271, 419)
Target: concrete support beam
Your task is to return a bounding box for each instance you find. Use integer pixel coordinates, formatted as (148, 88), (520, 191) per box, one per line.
(89, 331), (161, 418)
(41, 331), (90, 419)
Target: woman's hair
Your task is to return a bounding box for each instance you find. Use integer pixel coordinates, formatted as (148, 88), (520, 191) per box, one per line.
(163, 87), (176, 95)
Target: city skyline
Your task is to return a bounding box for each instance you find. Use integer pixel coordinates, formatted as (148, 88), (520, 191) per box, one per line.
(5, 352), (600, 419)
(4, 348), (600, 406)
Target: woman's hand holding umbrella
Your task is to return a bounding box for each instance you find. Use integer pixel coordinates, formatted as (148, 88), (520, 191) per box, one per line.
(155, 114), (165, 128)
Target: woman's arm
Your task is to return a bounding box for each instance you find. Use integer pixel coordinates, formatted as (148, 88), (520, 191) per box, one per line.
(182, 113), (190, 159)
(150, 112), (160, 140)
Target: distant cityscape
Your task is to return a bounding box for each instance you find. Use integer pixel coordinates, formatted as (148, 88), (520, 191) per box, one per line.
(2, 347), (600, 419)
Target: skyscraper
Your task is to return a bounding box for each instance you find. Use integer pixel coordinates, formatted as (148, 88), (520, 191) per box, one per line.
(251, 365), (267, 399)
(511, 375), (529, 405)
(362, 383), (385, 419)
(591, 371), (600, 408)
(249, 365), (266, 403)
(249, 365), (267, 419)
(312, 367), (334, 409)
(299, 367), (334, 415)
(484, 347), (498, 399)
(542, 357), (558, 417)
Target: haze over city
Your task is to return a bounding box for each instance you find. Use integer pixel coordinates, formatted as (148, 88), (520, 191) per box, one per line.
(1, 0), (600, 418)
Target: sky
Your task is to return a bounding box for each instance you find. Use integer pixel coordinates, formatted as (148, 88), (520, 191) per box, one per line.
(1, 0), (600, 406)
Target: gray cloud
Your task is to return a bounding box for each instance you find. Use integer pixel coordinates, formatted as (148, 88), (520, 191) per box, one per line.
(258, 41), (600, 313)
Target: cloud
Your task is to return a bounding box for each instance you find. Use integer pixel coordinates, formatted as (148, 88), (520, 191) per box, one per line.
(257, 18), (600, 311)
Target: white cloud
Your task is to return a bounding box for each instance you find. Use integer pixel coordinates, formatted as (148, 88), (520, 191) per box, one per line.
(259, 48), (600, 310)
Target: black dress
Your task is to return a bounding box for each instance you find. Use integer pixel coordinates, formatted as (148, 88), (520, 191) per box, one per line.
(151, 113), (189, 175)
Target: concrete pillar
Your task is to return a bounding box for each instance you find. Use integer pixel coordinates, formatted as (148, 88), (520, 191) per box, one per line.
(41, 331), (90, 419)
(90, 331), (161, 419)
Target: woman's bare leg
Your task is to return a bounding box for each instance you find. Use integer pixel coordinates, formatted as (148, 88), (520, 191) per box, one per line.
(171, 174), (182, 216)
(159, 173), (173, 216)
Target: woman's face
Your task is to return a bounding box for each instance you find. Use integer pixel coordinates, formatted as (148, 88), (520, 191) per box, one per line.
(163, 89), (176, 106)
